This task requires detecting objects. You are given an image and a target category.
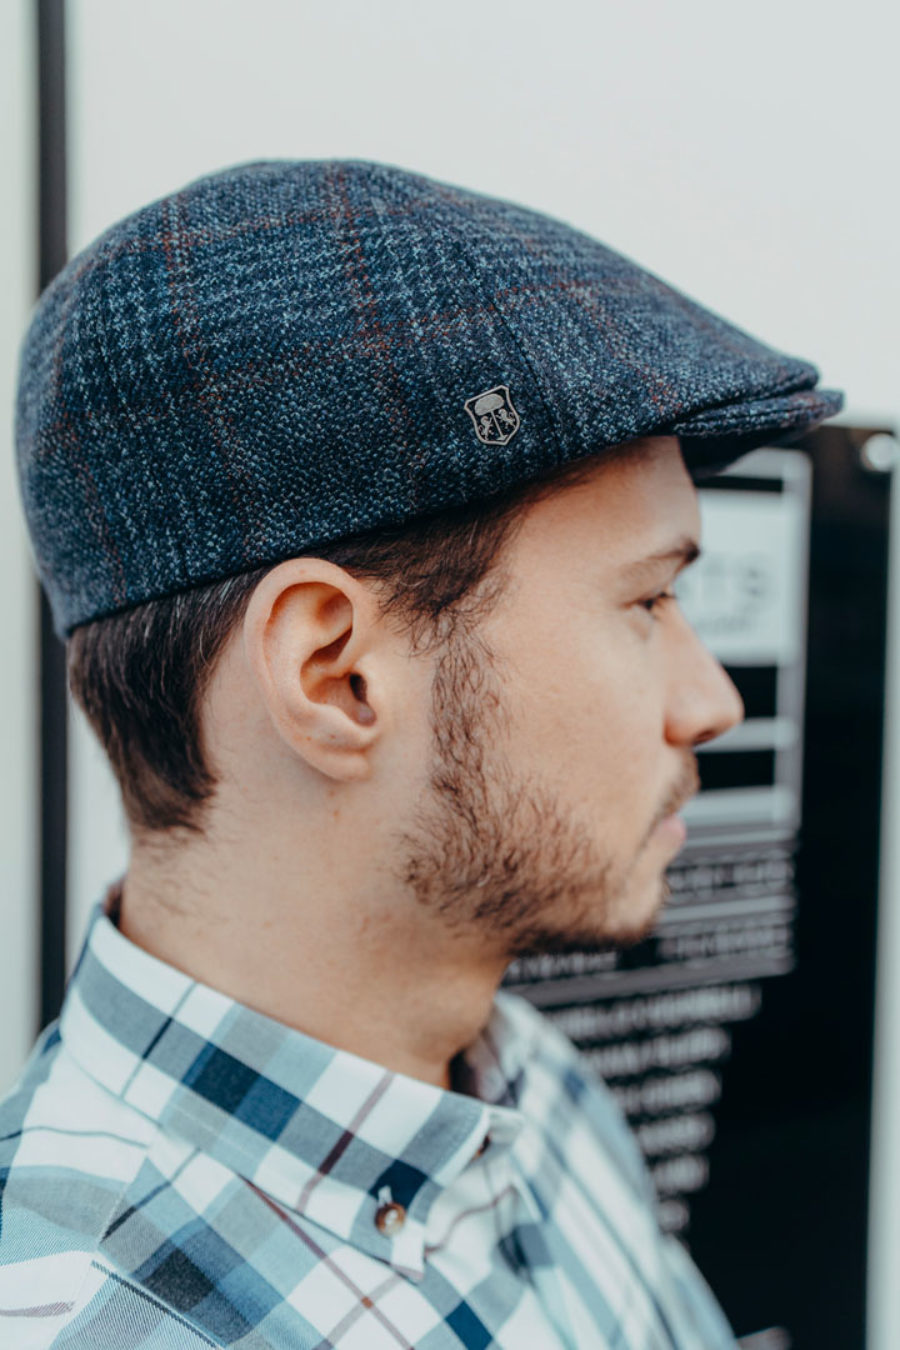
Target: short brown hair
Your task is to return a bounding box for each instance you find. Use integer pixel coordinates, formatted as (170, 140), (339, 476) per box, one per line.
(67, 447), (642, 836)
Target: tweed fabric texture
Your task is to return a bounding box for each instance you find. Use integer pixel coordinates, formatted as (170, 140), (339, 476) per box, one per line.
(0, 882), (738, 1348)
(14, 157), (844, 638)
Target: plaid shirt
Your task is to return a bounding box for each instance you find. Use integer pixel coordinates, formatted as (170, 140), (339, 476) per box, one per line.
(0, 885), (738, 1348)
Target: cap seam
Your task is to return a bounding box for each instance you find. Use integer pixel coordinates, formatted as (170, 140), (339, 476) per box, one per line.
(425, 191), (685, 441)
(427, 205), (569, 471)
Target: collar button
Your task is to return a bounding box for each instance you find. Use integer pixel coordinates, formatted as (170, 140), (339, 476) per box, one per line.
(475, 1132), (491, 1157)
(375, 1201), (406, 1236)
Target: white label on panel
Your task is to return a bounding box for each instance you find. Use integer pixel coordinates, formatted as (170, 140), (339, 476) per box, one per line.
(676, 489), (806, 667)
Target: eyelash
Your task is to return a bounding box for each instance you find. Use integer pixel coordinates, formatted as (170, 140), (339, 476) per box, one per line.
(640, 589), (677, 619)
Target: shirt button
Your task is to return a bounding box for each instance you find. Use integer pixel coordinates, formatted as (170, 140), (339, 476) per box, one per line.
(475, 1133), (491, 1157)
(374, 1201), (406, 1236)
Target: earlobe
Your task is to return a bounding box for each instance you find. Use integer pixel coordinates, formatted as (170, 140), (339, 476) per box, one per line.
(242, 559), (383, 781)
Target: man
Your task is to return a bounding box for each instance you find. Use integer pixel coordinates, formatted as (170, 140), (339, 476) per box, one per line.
(2, 159), (843, 1347)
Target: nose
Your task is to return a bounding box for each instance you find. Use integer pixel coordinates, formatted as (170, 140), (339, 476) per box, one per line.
(665, 621), (745, 749)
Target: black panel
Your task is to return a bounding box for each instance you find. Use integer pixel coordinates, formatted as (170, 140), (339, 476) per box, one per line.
(36, 0), (68, 1030)
(503, 425), (890, 1348)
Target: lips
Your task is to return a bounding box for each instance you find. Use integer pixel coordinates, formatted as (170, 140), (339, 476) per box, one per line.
(656, 813), (687, 844)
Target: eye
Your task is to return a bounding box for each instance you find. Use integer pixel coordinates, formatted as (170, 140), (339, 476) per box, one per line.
(639, 589), (677, 620)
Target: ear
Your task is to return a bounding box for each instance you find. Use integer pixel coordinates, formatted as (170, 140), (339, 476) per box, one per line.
(242, 557), (387, 782)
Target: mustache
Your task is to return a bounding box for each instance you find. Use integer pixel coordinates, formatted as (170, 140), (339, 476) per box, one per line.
(663, 756), (702, 819)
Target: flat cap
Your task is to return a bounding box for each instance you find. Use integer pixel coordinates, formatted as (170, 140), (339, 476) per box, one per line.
(14, 158), (844, 637)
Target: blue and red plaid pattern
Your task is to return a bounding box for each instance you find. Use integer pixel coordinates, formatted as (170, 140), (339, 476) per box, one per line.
(14, 157), (843, 638)
(0, 882), (738, 1348)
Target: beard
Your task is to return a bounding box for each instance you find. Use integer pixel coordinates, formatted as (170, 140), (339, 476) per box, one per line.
(392, 625), (669, 962)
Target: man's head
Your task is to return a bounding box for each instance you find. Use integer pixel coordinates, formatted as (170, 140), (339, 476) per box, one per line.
(68, 432), (742, 960)
(14, 158), (841, 987)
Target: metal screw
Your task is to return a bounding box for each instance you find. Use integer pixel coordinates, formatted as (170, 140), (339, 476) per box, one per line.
(859, 433), (900, 474)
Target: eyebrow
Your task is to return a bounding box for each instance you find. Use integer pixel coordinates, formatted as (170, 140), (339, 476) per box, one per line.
(619, 535), (702, 580)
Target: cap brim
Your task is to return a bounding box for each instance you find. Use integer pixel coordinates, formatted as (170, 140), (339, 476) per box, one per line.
(668, 386), (845, 480)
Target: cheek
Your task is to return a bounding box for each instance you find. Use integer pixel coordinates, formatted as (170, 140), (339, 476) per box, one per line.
(502, 627), (657, 800)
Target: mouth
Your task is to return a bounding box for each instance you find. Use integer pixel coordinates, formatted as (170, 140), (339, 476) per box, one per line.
(649, 777), (697, 849)
(654, 812), (687, 845)
(652, 789), (693, 848)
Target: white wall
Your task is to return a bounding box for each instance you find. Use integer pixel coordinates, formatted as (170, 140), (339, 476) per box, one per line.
(54, 0), (900, 1344)
(0, 0), (39, 1096)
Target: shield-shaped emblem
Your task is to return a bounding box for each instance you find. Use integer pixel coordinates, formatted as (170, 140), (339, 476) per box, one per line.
(464, 385), (521, 447)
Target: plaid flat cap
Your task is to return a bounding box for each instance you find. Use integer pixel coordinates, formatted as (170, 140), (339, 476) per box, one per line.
(14, 157), (844, 638)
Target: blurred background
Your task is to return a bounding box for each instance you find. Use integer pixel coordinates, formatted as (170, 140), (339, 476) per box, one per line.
(1, 2), (898, 1346)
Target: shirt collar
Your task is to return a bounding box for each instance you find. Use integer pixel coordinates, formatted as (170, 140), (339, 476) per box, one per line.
(59, 882), (538, 1280)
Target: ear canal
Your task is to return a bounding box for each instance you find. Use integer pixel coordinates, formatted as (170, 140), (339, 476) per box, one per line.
(350, 673), (376, 726)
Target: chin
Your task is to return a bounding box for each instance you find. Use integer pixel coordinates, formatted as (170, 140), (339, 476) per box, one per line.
(507, 880), (669, 961)
(632, 872), (671, 921)
(502, 866), (672, 961)
(591, 874), (670, 949)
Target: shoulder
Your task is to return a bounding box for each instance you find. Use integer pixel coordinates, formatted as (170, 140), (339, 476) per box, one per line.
(494, 986), (588, 1072)
(0, 1257), (227, 1350)
(495, 988), (655, 1202)
(0, 1025), (159, 1349)
(0, 1030), (328, 1349)
(495, 986), (608, 1097)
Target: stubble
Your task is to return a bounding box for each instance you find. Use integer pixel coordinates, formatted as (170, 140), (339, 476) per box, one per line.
(394, 626), (662, 961)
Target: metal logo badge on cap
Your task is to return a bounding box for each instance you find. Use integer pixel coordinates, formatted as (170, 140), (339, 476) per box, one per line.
(464, 385), (521, 446)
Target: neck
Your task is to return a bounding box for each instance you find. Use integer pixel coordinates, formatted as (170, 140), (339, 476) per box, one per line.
(118, 831), (508, 1091)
